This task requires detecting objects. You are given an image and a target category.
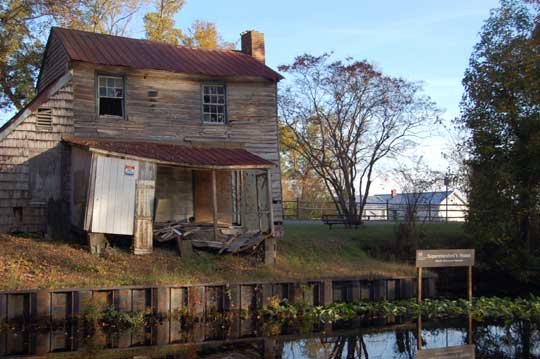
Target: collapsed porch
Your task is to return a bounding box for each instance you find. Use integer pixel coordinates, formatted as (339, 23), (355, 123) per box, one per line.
(65, 137), (278, 264)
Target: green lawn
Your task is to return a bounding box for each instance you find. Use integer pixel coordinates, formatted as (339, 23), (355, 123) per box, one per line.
(0, 223), (466, 290)
(280, 222), (468, 270)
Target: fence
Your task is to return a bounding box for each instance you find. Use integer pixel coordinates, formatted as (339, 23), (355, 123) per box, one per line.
(282, 199), (467, 222)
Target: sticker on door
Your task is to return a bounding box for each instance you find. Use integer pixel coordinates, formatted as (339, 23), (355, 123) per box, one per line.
(124, 165), (136, 176)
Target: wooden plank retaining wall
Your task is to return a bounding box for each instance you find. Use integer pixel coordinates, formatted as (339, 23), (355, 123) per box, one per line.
(0, 276), (436, 322)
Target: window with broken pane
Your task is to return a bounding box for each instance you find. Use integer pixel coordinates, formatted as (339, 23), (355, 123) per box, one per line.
(98, 75), (124, 117)
(202, 84), (226, 124)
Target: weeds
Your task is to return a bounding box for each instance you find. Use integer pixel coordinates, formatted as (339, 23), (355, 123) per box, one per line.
(80, 303), (146, 330)
(258, 296), (540, 324)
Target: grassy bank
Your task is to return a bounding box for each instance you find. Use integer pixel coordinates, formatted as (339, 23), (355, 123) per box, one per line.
(0, 223), (464, 290)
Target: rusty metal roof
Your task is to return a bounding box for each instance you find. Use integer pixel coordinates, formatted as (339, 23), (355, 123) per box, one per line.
(65, 137), (275, 169)
(51, 27), (283, 81)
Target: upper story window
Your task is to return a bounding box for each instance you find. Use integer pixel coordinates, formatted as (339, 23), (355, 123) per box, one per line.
(202, 84), (226, 124)
(98, 75), (124, 118)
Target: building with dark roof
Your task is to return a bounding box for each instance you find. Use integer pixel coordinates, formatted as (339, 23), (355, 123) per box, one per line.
(361, 190), (468, 222)
(0, 28), (283, 260)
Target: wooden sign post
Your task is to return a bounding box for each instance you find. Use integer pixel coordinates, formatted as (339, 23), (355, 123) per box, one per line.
(416, 249), (475, 352)
(415, 249), (475, 304)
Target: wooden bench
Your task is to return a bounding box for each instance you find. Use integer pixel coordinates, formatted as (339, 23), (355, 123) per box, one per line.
(321, 214), (362, 229)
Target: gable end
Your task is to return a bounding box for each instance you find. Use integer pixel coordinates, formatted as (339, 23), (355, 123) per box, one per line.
(36, 29), (70, 93)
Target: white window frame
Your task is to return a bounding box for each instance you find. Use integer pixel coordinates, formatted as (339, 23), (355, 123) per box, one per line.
(97, 74), (125, 118)
(202, 83), (227, 124)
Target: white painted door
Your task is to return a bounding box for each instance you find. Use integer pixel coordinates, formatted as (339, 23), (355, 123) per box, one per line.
(91, 155), (138, 235)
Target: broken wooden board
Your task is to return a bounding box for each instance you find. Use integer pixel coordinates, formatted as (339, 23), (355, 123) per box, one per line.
(153, 221), (200, 242)
(190, 229), (266, 254)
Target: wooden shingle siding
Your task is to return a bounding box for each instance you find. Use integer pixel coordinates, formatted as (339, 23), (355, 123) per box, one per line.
(0, 83), (74, 233)
(71, 63), (283, 220)
(37, 32), (70, 93)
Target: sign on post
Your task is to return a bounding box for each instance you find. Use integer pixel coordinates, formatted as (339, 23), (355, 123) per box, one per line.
(415, 249), (475, 305)
(416, 249), (475, 268)
(415, 249), (476, 353)
(416, 344), (475, 359)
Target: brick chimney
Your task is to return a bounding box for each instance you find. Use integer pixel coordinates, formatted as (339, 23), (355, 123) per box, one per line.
(391, 189), (397, 198)
(241, 30), (265, 64)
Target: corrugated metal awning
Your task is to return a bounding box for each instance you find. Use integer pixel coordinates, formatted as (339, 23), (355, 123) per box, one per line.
(64, 137), (275, 169)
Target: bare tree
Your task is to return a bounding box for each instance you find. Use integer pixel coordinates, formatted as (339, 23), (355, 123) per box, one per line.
(278, 53), (438, 226)
(393, 158), (443, 257)
(75, 0), (144, 36)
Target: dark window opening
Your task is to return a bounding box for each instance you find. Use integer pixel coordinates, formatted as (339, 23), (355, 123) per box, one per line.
(98, 75), (124, 117)
(99, 98), (123, 116)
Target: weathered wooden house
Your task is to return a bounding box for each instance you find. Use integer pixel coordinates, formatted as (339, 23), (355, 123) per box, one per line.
(0, 28), (283, 262)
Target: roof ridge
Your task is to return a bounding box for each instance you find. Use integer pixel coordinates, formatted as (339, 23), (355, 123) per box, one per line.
(50, 27), (283, 81)
(52, 26), (242, 55)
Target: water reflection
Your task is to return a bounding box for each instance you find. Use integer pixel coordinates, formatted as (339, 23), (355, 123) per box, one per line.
(0, 315), (538, 358)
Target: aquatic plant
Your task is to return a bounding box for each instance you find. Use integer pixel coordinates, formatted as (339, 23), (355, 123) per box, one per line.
(79, 304), (146, 329)
(258, 296), (540, 323)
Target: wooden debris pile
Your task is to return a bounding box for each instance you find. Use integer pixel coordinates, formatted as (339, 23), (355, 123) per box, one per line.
(191, 228), (265, 254)
(153, 221), (199, 243)
(153, 221), (266, 255)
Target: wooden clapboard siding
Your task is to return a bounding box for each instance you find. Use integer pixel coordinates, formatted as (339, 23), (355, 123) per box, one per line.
(37, 31), (70, 93)
(0, 83), (74, 233)
(71, 62), (283, 221)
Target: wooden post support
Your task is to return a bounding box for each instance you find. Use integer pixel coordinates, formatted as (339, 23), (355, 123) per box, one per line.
(35, 290), (51, 320)
(240, 170), (246, 229)
(468, 265), (473, 345)
(155, 287), (170, 316)
(211, 169), (218, 242)
(322, 280), (333, 306)
(417, 316), (423, 350)
(417, 267), (422, 304)
(468, 265), (473, 304)
(266, 169), (275, 235)
(134, 162), (156, 255)
(264, 237), (276, 265)
(468, 313), (473, 345)
(296, 197), (300, 219)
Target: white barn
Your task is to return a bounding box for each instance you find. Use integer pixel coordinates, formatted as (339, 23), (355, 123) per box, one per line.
(360, 190), (467, 222)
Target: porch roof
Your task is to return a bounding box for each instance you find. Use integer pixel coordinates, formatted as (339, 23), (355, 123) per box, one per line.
(64, 137), (275, 169)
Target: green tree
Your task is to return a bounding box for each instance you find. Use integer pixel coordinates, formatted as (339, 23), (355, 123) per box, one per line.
(0, 0), (142, 114)
(0, 0), (40, 111)
(74, 0), (144, 36)
(280, 123), (331, 203)
(143, 2), (234, 49)
(143, 0), (185, 45)
(460, 0), (540, 282)
(181, 20), (235, 49)
(279, 53), (437, 226)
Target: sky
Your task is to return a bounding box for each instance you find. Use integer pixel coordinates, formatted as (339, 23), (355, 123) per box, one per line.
(1, 0), (501, 193)
(143, 0), (499, 193)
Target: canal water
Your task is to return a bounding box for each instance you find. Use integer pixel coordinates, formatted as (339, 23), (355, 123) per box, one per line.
(1, 315), (538, 358)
